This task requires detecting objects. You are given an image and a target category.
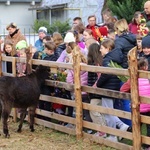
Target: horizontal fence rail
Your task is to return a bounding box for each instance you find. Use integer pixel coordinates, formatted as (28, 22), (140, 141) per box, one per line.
(1, 46), (150, 150)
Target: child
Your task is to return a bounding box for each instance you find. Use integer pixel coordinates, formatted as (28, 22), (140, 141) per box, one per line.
(3, 40), (17, 73)
(15, 40), (28, 77)
(87, 43), (106, 136)
(142, 34), (150, 70)
(96, 39), (130, 141)
(120, 57), (150, 149)
(136, 34), (144, 59)
(33, 41), (57, 61)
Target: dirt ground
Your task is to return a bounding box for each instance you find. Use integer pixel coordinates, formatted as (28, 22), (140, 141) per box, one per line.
(0, 118), (115, 150)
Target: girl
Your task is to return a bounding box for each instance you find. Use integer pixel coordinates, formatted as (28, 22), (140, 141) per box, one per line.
(120, 57), (150, 149)
(83, 29), (94, 42)
(96, 39), (130, 141)
(3, 40), (17, 73)
(87, 43), (106, 137)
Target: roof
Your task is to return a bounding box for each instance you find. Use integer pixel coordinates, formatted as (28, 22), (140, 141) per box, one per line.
(28, 3), (67, 11)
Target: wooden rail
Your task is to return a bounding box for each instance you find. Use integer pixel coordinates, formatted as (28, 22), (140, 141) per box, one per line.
(1, 46), (150, 150)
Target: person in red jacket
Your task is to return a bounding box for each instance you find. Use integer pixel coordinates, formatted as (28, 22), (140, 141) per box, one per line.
(86, 15), (108, 42)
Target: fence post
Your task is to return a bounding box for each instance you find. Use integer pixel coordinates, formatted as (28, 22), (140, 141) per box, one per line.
(73, 46), (83, 139)
(12, 57), (17, 122)
(128, 47), (141, 149)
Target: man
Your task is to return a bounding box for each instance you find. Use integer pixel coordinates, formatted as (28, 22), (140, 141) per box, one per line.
(142, 1), (150, 23)
(86, 15), (107, 42)
(72, 17), (82, 28)
(3, 23), (26, 49)
(35, 26), (47, 51)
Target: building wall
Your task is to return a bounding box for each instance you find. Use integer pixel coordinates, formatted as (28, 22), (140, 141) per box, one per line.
(0, 3), (37, 34)
(41, 0), (104, 26)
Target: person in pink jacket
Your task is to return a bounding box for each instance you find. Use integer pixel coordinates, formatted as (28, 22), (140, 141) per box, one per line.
(120, 57), (150, 149)
(66, 46), (92, 123)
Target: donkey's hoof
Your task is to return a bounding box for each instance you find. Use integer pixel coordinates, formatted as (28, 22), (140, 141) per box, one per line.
(30, 128), (35, 132)
(5, 133), (10, 138)
(17, 128), (22, 133)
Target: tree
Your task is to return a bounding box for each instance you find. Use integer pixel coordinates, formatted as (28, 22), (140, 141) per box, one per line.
(32, 19), (71, 36)
(106, 0), (147, 23)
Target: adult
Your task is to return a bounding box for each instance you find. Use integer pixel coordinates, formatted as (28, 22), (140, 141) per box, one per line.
(4, 22), (26, 49)
(86, 15), (108, 41)
(114, 18), (137, 68)
(35, 26), (47, 51)
(72, 17), (82, 27)
(142, 0), (150, 24)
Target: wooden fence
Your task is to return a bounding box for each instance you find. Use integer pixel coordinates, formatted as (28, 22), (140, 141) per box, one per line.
(0, 47), (150, 150)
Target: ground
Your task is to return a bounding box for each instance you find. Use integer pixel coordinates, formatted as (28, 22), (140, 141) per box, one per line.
(0, 118), (116, 150)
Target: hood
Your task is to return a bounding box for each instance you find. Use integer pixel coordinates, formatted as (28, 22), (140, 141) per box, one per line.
(57, 43), (66, 50)
(120, 32), (136, 46)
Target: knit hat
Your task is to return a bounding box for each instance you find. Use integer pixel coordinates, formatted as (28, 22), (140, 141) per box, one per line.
(64, 32), (76, 43)
(16, 40), (28, 50)
(38, 26), (47, 34)
(142, 35), (150, 48)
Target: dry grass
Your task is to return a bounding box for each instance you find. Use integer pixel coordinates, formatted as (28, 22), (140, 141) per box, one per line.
(0, 118), (115, 150)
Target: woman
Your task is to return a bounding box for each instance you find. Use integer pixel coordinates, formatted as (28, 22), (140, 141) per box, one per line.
(114, 18), (137, 68)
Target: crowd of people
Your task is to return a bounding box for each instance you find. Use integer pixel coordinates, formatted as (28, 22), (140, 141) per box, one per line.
(1, 0), (150, 148)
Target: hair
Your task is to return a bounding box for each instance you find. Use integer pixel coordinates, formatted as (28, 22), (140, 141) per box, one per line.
(84, 29), (93, 36)
(85, 38), (97, 49)
(66, 42), (77, 54)
(88, 43), (103, 66)
(136, 34), (142, 40)
(88, 15), (96, 20)
(6, 22), (17, 30)
(45, 41), (56, 51)
(114, 19), (129, 35)
(73, 17), (82, 21)
(138, 57), (148, 70)
(108, 29), (115, 34)
(101, 39), (115, 51)
(105, 22), (115, 30)
(102, 8), (112, 16)
(52, 32), (63, 47)
(73, 23), (85, 34)
(43, 35), (51, 42)
(132, 11), (141, 23)
(3, 40), (16, 56)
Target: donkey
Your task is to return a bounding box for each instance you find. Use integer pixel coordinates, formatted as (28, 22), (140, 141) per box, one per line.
(0, 65), (50, 137)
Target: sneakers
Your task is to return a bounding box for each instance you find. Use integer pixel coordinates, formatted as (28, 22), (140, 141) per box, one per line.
(94, 131), (107, 138)
(119, 124), (130, 141)
(65, 123), (75, 129)
(105, 135), (118, 142)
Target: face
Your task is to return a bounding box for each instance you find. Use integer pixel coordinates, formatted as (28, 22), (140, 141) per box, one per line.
(38, 32), (46, 40)
(134, 14), (141, 24)
(17, 50), (26, 58)
(88, 17), (96, 26)
(5, 44), (13, 54)
(73, 19), (80, 27)
(45, 48), (54, 55)
(143, 47), (150, 55)
(137, 40), (142, 49)
(100, 45), (109, 57)
(83, 31), (93, 41)
(8, 27), (16, 34)
(144, 2), (150, 15)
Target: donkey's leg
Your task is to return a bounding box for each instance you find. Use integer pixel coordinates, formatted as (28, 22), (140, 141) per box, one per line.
(2, 103), (12, 138)
(0, 102), (2, 119)
(29, 106), (36, 132)
(17, 108), (27, 133)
